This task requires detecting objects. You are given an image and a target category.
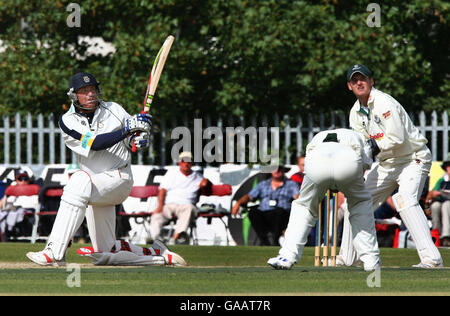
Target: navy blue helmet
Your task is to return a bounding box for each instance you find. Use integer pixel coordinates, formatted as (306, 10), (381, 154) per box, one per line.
(67, 72), (102, 111)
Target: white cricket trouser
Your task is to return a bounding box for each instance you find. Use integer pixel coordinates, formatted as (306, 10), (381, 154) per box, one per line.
(279, 142), (380, 270)
(339, 158), (443, 266)
(46, 165), (133, 259)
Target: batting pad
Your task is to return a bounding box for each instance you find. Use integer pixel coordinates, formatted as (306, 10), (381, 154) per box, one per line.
(46, 200), (86, 260)
(393, 192), (442, 265)
(86, 251), (166, 266)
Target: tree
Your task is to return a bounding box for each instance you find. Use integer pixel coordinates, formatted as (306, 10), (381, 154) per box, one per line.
(0, 0), (448, 119)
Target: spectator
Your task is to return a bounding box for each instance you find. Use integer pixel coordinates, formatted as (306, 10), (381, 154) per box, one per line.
(0, 169), (39, 241)
(37, 164), (86, 239)
(426, 154), (450, 246)
(150, 151), (211, 244)
(232, 165), (299, 246)
(290, 155), (305, 188)
(372, 194), (401, 248)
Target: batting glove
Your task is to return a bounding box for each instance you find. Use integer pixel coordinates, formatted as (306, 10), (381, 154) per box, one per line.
(133, 132), (150, 149)
(124, 113), (152, 135)
(124, 132), (150, 150)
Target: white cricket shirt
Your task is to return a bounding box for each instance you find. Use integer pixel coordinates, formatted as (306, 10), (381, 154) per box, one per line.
(59, 101), (131, 174)
(349, 87), (431, 164)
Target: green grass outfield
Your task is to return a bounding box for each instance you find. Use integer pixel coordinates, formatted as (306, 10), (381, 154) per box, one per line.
(0, 242), (449, 296)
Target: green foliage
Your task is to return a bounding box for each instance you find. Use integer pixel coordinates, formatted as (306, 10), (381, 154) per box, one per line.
(0, 0), (448, 118)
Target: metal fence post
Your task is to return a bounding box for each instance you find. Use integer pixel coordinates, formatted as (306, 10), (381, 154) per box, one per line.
(4, 115), (10, 165)
(15, 113), (21, 165)
(1, 111), (449, 167)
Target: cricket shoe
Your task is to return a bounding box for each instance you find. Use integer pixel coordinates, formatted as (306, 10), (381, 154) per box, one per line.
(76, 246), (96, 256)
(76, 246), (100, 260)
(76, 246), (109, 265)
(412, 261), (443, 269)
(152, 240), (187, 267)
(26, 248), (66, 267)
(267, 256), (295, 270)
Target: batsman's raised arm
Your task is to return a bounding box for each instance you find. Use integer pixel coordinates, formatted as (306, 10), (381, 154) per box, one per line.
(27, 72), (186, 268)
(59, 108), (152, 157)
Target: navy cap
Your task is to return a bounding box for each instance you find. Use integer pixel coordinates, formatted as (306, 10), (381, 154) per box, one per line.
(346, 64), (373, 81)
(69, 72), (100, 92)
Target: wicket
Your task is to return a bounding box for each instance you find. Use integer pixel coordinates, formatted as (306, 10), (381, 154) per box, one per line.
(314, 189), (339, 267)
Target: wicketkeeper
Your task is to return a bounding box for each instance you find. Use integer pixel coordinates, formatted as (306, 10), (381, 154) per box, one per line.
(27, 72), (186, 266)
(268, 128), (381, 271)
(342, 64), (443, 268)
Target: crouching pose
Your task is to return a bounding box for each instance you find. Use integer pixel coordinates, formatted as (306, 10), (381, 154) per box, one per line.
(268, 129), (381, 271)
(26, 72), (186, 267)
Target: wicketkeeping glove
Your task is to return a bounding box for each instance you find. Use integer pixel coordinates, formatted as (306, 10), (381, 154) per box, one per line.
(366, 138), (380, 161)
(124, 113), (152, 135)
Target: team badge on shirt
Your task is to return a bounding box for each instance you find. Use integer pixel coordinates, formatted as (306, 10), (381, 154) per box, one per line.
(382, 111), (391, 119)
(374, 115), (381, 124)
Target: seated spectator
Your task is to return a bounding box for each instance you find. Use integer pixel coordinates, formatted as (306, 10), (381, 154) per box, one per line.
(37, 163), (88, 240)
(373, 194), (401, 247)
(426, 155), (450, 246)
(290, 155), (305, 188)
(38, 181), (62, 238)
(0, 169), (39, 241)
(150, 151), (211, 244)
(231, 165), (300, 246)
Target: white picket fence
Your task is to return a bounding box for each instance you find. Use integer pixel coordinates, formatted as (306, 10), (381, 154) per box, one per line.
(1, 111), (448, 169)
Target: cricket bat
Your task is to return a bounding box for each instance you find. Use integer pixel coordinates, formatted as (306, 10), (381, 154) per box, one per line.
(132, 35), (175, 152)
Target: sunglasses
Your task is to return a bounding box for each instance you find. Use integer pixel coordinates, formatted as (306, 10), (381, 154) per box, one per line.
(16, 176), (29, 181)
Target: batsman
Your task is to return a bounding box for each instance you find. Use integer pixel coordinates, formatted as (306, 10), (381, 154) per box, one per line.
(27, 72), (186, 266)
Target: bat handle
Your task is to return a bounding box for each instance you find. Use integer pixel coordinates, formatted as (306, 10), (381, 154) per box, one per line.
(130, 110), (148, 153)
